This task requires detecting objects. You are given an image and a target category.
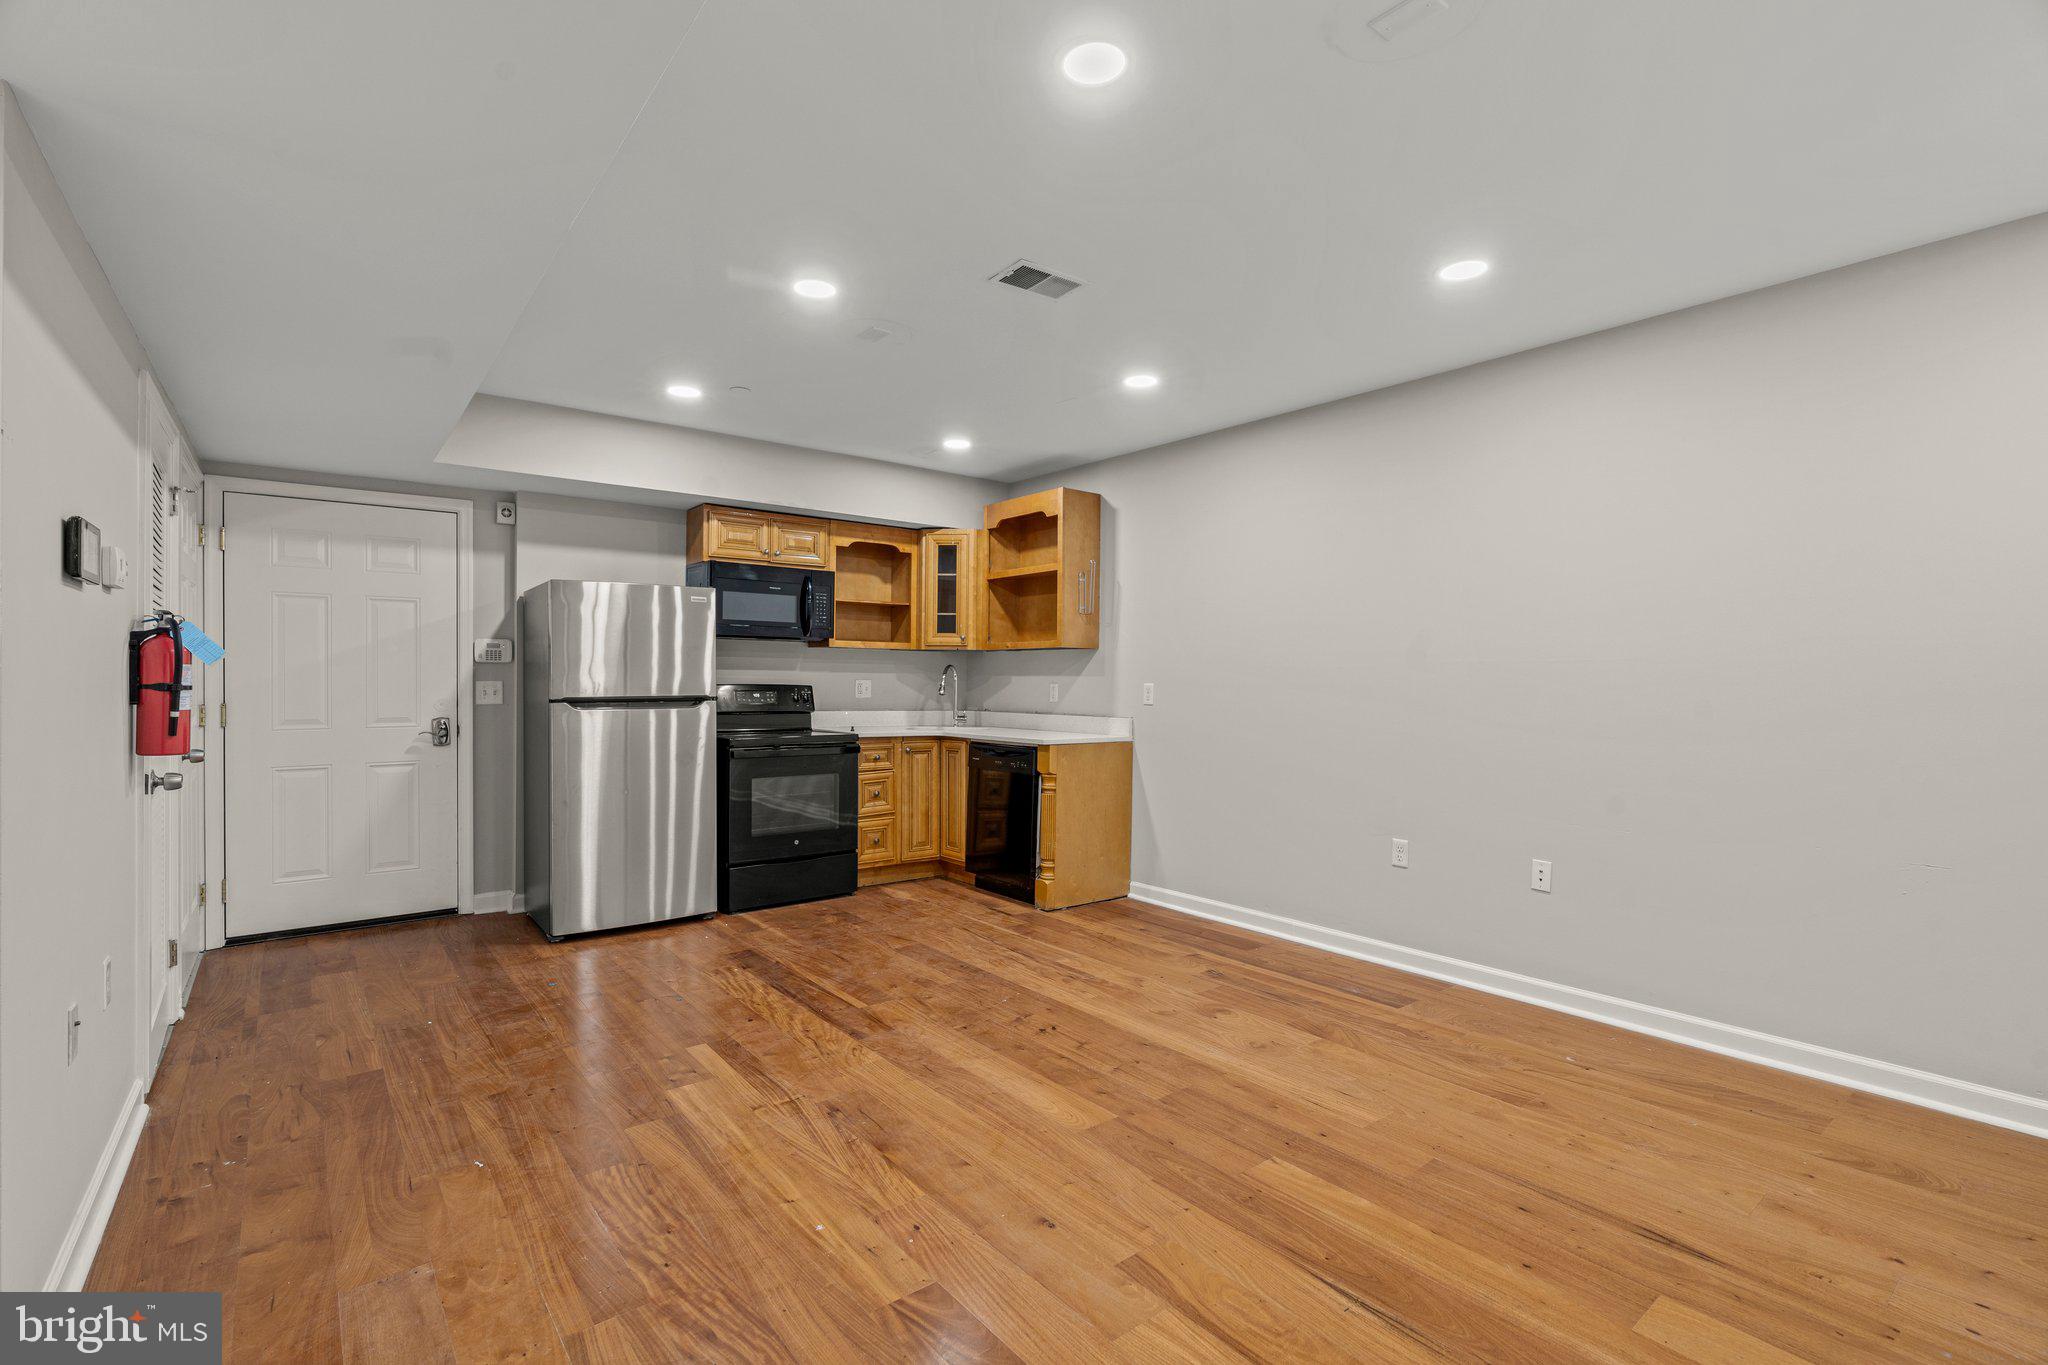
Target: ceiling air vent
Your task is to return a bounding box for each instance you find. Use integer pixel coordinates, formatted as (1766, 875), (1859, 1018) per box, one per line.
(992, 261), (1083, 299)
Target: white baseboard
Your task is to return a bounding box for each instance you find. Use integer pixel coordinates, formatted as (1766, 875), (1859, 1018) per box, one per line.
(470, 890), (524, 915)
(44, 1078), (149, 1291)
(1128, 882), (2048, 1142)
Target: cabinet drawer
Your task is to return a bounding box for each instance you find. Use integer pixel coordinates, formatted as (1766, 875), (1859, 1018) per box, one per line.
(859, 741), (896, 773)
(858, 816), (898, 867)
(858, 772), (896, 816)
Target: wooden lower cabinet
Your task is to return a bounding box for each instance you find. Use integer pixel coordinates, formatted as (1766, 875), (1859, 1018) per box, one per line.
(938, 739), (968, 864)
(855, 734), (1130, 907)
(898, 739), (937, 861)
(1034, 742), (1133, 910)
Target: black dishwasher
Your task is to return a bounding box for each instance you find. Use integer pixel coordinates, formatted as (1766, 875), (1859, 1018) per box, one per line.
(967, 743), (1038, 904)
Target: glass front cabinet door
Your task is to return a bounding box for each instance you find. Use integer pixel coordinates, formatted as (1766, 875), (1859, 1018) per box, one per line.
(919, 528), (981, 649)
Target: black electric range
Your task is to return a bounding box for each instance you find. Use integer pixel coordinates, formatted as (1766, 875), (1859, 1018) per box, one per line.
(715, 683), (859, 913)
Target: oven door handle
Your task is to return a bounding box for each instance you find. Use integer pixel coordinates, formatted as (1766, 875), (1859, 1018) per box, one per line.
(731, 743), (858, 756)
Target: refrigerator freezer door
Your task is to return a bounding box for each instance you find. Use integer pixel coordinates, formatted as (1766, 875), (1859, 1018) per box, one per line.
(539, 699), (715, 936)
(531, 580), (716, 700)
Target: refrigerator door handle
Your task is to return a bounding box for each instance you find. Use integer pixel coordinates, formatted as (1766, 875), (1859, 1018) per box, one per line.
(561, 697), (711, 709)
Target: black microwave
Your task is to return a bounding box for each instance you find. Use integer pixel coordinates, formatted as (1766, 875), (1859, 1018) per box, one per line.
(684, 560), (834, 643)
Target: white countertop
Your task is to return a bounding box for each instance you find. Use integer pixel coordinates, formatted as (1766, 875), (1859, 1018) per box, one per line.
(811, 709), (1132, 747)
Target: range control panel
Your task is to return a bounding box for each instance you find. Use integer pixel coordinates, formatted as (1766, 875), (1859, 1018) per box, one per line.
(716, 683), (815, 714)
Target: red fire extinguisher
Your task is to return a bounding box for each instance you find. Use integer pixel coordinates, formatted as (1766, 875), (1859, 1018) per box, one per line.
(131, 611), (194, 758)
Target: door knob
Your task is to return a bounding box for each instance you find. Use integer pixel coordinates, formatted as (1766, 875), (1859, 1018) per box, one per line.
(183, 746), (205, 765)
(417, 717), (453, 746)
(145, 770), (184, 794)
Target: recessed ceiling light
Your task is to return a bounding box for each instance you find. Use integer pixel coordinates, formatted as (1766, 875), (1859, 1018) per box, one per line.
(792, 278), (838, 299)
(664, 383), (703, 400)
(1437, 259), (1490, 282)
(941, 436), (973, 452)
(1122, 372), (1160, 390)
(1062, 42), (1128, 86)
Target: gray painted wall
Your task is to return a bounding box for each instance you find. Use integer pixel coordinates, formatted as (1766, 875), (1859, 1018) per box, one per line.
(1, 84), (158, 1289)
(970, 214), (2048, 1101)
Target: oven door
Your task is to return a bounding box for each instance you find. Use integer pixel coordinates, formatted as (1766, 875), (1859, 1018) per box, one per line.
(724, 742), (858, 865)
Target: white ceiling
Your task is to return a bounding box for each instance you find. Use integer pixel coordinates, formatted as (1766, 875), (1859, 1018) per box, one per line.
(8, 0), (2048, 488)
(0, 0), (706, 485)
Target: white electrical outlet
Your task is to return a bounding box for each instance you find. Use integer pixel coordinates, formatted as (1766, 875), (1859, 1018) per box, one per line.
(66, 1004), (81, 1064)
(476, 680), (504, 705)
(1531, 859), (1552, 893)
(1142, 682), (1155, 705)
(1391, 838), (1409, 868)
(102, 957), (114, 1009)
(1049, 682), (1060, 704)
(854, 679), (873, 699)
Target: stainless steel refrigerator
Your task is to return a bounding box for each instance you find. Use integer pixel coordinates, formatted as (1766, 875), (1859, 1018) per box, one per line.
(521, 580), (717, 939)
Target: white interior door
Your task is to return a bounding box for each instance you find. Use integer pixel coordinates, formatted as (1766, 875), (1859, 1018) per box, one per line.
(224, 493), (460, 937)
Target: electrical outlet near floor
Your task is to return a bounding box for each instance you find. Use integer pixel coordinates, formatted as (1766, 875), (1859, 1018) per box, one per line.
(854, 679), (872, 699)
(1531, 859), (1552, 893)
(1391, 838), (1409, 868)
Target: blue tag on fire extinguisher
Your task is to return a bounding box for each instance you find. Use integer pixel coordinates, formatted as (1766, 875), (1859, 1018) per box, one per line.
(178, 621), (226, 665)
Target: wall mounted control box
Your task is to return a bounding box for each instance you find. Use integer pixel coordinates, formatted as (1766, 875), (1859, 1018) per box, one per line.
(61, 516), (102, 585)
(474, 638), (514, 664)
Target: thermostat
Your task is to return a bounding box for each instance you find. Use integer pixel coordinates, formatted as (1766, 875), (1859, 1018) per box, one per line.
(474, 638), (514, 664)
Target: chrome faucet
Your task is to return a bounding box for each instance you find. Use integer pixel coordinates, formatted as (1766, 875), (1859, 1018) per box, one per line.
(938, 663), (965, 725)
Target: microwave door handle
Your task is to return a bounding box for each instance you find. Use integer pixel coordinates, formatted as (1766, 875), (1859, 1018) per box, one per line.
(798, 577), (814, 638)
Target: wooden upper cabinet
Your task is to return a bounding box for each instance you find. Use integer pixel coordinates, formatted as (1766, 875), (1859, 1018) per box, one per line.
(919, 529), (982, 650)
(829, 522), (918, 649)
(686, 504), (834, 570)
(983, 487), (1101, 650)
(769, 519), (831, 568)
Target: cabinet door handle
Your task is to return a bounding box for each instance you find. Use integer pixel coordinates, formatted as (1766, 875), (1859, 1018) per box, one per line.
(1078, 559), (1098, 615)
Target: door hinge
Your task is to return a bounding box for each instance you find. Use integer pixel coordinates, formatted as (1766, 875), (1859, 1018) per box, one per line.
(198, 883), (207, 907)
(220, 702), (227, 729)
(197, 703), (207, 729)
(168, 938), (179, 968)
(217, 524), (226, 552)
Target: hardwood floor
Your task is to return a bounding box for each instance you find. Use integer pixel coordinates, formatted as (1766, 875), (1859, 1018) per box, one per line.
(92, 882), (2047, 1362)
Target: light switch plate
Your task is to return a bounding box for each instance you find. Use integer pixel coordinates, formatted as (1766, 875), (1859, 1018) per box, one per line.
(854, 679), (873, 699)
(1142, 682), (1155, 705)
(476, 680), (504, 705)
(1531, 859), (1552, 893)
